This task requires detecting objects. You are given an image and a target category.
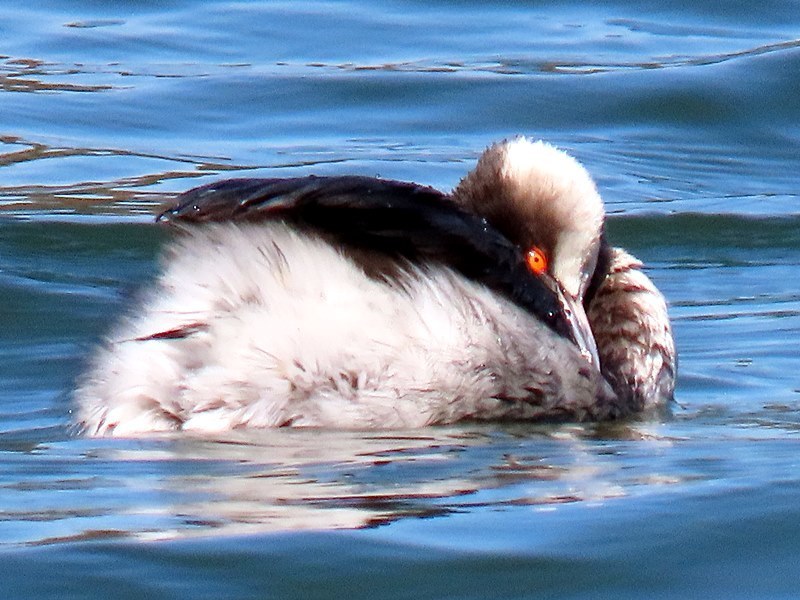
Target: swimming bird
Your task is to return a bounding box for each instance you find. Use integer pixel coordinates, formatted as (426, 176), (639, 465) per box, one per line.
(76, 138), (676, 436)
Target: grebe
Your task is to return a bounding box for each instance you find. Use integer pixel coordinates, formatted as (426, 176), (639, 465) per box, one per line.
(76, 138), (676, 435)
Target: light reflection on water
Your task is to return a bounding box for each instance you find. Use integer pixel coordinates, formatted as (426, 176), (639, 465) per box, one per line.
(0, 424), (683, 545)
(3, 411), (799, 548)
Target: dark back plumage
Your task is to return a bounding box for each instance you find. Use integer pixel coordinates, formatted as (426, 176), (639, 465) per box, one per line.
(160, 176), (580, 346)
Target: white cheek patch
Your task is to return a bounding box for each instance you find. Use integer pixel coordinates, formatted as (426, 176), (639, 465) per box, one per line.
(553, 230), (600, 298)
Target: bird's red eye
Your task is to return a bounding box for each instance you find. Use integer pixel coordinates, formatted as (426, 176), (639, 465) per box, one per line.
(526, 247), (548, 275)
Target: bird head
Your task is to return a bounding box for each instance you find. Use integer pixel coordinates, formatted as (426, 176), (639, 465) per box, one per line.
(453, 137), (606, 366)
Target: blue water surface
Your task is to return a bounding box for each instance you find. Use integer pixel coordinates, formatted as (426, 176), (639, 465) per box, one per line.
(1, 1), (800, 598)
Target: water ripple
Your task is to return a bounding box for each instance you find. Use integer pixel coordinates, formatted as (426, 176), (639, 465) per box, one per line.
(0, 57), (113, 93)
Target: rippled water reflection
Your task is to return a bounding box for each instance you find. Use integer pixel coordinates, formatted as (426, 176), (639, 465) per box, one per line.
(0, 422), (757, 546)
